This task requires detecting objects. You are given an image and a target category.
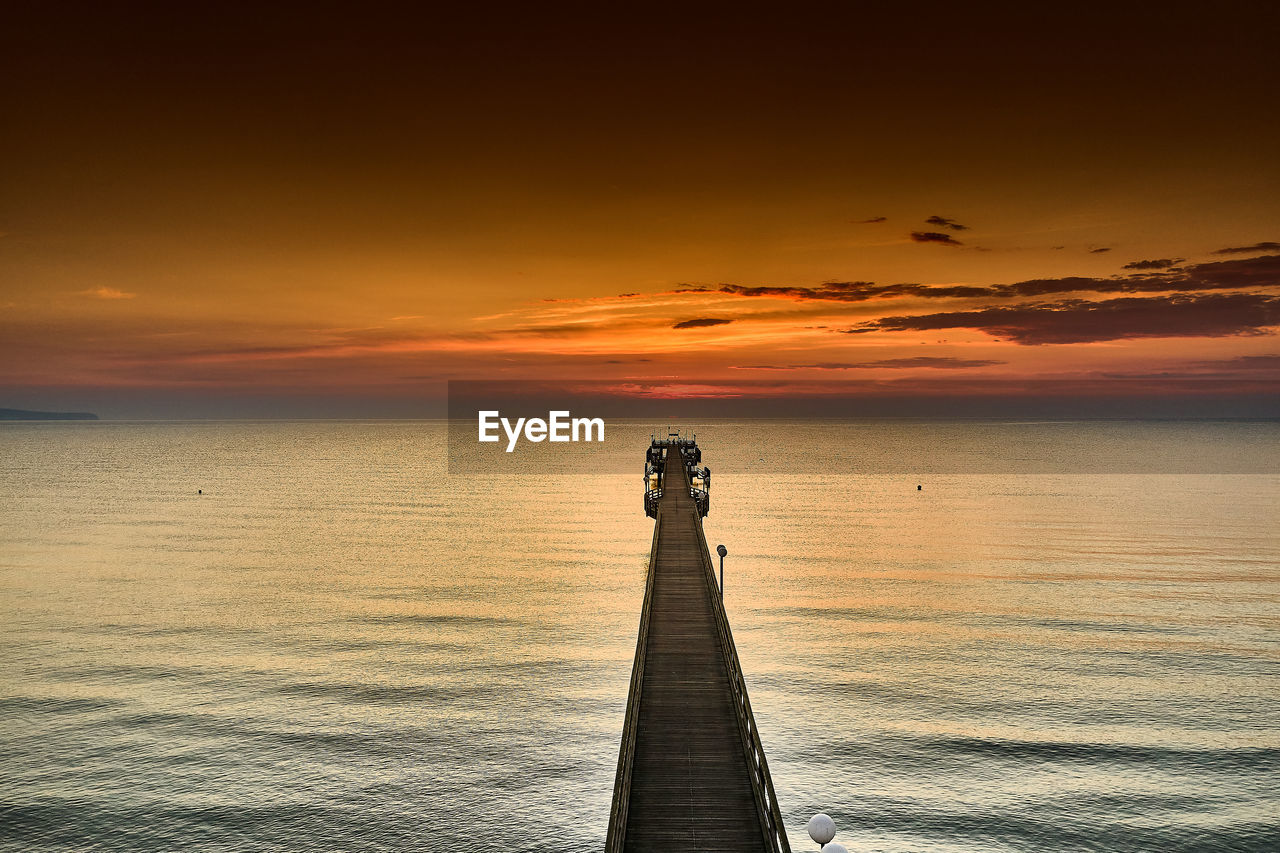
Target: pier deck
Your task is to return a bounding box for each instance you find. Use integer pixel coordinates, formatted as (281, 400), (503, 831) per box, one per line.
(607, 450), (788, 852)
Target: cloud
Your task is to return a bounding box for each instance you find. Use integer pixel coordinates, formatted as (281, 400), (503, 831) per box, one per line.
(1099, 354), (1280, 381)
(731, 357), (1005, 370)
(1187, 354), (1280, 371)
(686, 253), (1280, 305)
(704, 280), (918, 302)
(80, 287), (136, 300)
(910, 231), (963, 246)
(1188, 253), (1280, 288)
(1122, 258), (1183, 270)
(672, 317), (733, 329)
(1212, 241), (1280, 255)
(856, 216), (888, 224)
(844, 292), (1280, 345)
(1090, 247), (1112, 253)
(411, 254), (1280, 356)
(925, 215), (968, 231)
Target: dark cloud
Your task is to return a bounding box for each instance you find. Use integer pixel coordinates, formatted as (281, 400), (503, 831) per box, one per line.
(988, 276), (1148, 297)
(672, 317), (733, 329)
(844, 293), (1280, 345)
(704, 280), (989, 302)
(1212, 241), (1280, 255)
(1188, 354), (1280, 370)
(731, 357), (1005, 370)
(1122, 258), (1183, 270)
(684, 253), (1280, 305)
(707, 281), (886, 301)
(910, 231), (964, 246)
(1099, 354), (1280, 380)
(1187, 253), (1280, 288)
(856, 216), (888, 224)
(925, 215), (968, 231)
(1090, 247), (1112, 253)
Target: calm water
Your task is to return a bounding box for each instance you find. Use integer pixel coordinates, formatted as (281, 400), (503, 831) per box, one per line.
(1, 420), (1278, 852)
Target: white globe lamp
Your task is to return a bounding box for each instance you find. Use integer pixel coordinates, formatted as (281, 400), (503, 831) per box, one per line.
(807, 812), (837, 846)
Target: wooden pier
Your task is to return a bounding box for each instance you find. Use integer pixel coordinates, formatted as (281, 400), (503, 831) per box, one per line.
(607, 438), (790, 852)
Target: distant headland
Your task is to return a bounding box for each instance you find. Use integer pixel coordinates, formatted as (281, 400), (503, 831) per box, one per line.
(0, 407), (99, 421)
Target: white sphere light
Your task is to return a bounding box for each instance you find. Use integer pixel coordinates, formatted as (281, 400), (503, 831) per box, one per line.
(807, 812), (837, 845)
(821, 844), (849, 853)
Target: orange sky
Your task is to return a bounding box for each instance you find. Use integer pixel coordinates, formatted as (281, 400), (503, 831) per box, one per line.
(1, 4), (1278, 416)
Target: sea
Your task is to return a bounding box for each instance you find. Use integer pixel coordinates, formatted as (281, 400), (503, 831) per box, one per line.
(1, 420), (1278, 852)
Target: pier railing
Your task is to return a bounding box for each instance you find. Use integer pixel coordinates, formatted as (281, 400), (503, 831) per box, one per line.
(643, 487), (662, 518)
(605, 508), (663, 852)
(691, 507), (792, 853)
(689, 485), (710, 516)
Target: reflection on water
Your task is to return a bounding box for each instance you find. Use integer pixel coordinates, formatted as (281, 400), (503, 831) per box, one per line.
(1, 421), (1278, 851)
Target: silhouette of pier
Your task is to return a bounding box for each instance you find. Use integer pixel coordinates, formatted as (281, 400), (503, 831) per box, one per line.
(607, 437), (789, 852)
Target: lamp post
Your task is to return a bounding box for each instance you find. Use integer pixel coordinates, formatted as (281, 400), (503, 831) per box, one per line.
(807, 812), (847, 853)
(716, 544), (727, 596)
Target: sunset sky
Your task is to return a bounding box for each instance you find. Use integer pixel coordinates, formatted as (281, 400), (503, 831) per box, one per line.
(2, 3), (1278, 417)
